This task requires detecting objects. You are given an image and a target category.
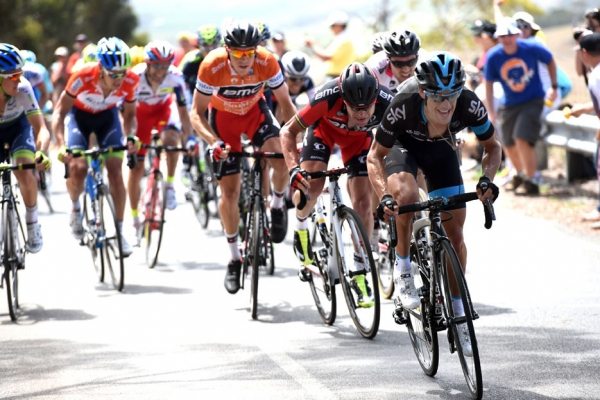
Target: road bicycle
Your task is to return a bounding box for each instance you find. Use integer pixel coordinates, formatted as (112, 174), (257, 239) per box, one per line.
(224, 149), (281, 320)
(391, 192), (495, 400)
(140, 132), (186, 268)
(0, 159), (36, 321)
(64, 145), (134, 291)
(297, 167), (380, 339)
(183, 144), (220, 229)
(37, 170), (54, 214)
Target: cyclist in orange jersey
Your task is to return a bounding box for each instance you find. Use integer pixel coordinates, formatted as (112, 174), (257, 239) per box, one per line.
(190, 21), (296, 294)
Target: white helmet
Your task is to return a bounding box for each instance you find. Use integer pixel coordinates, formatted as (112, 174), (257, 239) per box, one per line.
(281, 50), (310, 78)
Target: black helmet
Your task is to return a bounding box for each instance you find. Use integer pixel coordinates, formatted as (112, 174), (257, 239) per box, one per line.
(383, 30), (420, 57)
(224, 22), (261, 48)
(371, 31), (388, 54)
(339, 63), (379, 108)
(415, 52), (465, 94)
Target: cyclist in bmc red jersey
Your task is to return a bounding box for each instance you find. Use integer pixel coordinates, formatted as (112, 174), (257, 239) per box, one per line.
(52, 37), (139, 256)
(129, 40), (192, 235)
(190, 21), (297, 294)
(280, 63), (394, 307)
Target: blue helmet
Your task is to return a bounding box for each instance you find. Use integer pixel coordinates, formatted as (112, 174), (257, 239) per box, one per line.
(0, 43), (25, 73)
(96, 37), (131, 71)
(416, 52), (465, 94)
(20, 49), (37, 64)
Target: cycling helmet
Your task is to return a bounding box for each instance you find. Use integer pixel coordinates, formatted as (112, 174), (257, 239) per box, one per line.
(416, 51), (465, 94)
(383, 30), (420, 57)
(339, 63), (379, 108)
(371, 31), (388, 54)
(96, 37), (131, 71)
(224, 22), (261, 48)
(82, 44), (98, 63)
(281, 50), (310, 77)
(198, 24), (222, 47)
(129, 45), (145, 67)
(20, 49), (37, 64)
(0, 43), (25, 73)
(144, 40), (175, 64)
(256, 21), (271, 42)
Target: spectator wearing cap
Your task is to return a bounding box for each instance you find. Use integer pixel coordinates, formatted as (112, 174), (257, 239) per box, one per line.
(304, 10), (357, 79)
(564, 33), (600, 227)
(470, 19), (497, 76)
(484, 18), (558, 195)
(66, 33), (90, 78)
(50, 46), (69, 105)
(513, 12), (545, 43)
(271, 31), (288, 59)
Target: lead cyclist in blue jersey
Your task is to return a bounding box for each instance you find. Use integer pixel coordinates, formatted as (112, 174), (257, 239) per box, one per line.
(367, 52), (502, 351)
(0, 43), (52, 254)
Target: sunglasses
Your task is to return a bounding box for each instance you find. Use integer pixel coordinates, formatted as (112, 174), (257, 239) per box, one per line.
(0, 71), (23, 82)
(389, 58), (418, 68)
(287, 76), (305, 83)
(344, 101), (375, 112)
(424, 90), (462, 103)
(516, 22), (531, 30)
(104, 69), (126, 79)
(149, 63), (170, 70)
(228, 48), (256, 58)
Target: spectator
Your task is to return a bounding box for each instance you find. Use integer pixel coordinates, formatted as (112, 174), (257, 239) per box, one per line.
(575, 9), (600, 84)
(468, 19), (497, 90)
(305, 10), (357, 79)
(50, 46), (69, 105)
(173, 31), (196, 67)
(271, 31), (288, 59)
(484, 18), (558, 195)
(565, 33), (600, 228)
(66, 33), (90, 78)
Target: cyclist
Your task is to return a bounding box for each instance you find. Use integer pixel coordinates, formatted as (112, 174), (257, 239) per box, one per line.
(0, 43), (51, 253)
(179, 24), (222, 100)
(274, 50), (315, 121)
(20, 50), (51, 111)
(280, 62), (394, 308)
(366, 52), (502, 352)
(52, 37), (139, 256)
(129, 41), (192, 234)
(190, 21), (297, 294)
(370, 31), (389, 54)
(365, 29), (422, 94)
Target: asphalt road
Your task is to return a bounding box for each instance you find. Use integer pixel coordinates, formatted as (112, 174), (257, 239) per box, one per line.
(1, 168), (599, 400)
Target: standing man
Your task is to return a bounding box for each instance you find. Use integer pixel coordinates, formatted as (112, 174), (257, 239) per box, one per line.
(485, 18), (558, 195)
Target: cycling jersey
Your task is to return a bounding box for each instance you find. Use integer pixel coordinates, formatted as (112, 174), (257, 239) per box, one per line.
(0, 77), (42, 125)
(195, 46), (284, 116)
(65, 63), (139, 114)
(297, 79), (394, 176)
(132, 63), (187, 109)
(179, 49), (204, 99)
(365, 51), (427, 94)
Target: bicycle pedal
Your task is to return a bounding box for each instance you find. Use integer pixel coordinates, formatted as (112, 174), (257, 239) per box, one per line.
(392, 307), (408, 325)
(472, 310), (479, 320)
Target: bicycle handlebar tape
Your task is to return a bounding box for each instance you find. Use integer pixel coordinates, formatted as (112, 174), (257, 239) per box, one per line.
(483, 199), (495, 230)
(127, 153), (137, 169)
(389, 216), (398, 248)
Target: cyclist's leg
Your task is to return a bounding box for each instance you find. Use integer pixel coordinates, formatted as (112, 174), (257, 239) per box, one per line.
(128, 105), (155, 224)
(342, 137), (374, 237)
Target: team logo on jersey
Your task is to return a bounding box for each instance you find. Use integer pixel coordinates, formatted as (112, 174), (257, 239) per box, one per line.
(378, 89), (394, 103)
(220, 84), (262, 99)
(468, 100), (487, 120)
(70, 78), (83, 92)
(385, 104), (407, 124)
(314, 85), (340, 101)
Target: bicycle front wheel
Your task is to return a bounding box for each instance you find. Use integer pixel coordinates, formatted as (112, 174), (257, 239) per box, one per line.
(336, 206), (380, 339)
(99, 190), (125, 291)
(189, 160), (210, 229)
(3, 207), (19, 321)
(82, 194), (104, 282)
(308, 216), (336, 325)
(248, 202), (260, 320)
(144, 172), (166, 268)
(438, 238), (482, 400)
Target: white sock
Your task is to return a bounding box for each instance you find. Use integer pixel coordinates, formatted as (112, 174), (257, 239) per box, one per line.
(25, 206), (38, 224)
(296, 215), (308, 230)
(226, 232), (241, 260)
(452, 296), (465, 317)
(394, 253), (411, 278)
(270, 190), (285, 209)
(72, 199), (81, 212)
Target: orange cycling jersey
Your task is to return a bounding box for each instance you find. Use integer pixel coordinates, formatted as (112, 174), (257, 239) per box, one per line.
(195, 46), (284, 115)
(65, 63), (139, 114)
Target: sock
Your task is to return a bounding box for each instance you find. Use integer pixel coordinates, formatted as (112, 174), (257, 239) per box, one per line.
(452, 296), (465, 317)
(394, 253), (411, 279)
(271, 190), (285, 209)
(351, 252), (365, 273)
(166, 175), (175, 184)
(26, 206), (38, 224)
(72, 199), (81, 212)
(131, 208), (139, 218)
(117, 221), (123, 233)
(296, 215), (308, 230)
(226, 232), (241, 260)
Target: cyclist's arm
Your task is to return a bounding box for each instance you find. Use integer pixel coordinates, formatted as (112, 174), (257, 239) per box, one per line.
(51, 90), (74, 147)
(366, 140), (391, 200)
(122, 100), (137, 136)
(190, 90), (218, 145)
(177, 104), (193, 138)
(478, 132), (502, 183)
(279, 115), (304, 171)
(28, 112), (51, 154)
(271, 83), (296, 123)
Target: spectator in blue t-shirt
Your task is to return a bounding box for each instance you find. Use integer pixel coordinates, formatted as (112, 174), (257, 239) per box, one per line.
(484, 18), (558, 195)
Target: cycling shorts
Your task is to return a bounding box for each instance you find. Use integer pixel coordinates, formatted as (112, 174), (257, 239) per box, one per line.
(0, 114), (36, 161)
(66, 107), (124, 154)
(300, 125), (372, 178)
(384, 137), (465, 210)
(136, 102), (182, 157)
(209, 99), (279, 178)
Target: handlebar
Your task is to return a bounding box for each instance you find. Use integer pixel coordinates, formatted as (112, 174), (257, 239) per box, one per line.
(0, 162), (37, 172)
(62, 145), (135, 179)
(293, 167), (350, 211)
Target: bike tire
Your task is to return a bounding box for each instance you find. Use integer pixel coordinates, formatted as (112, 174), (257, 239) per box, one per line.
(405, 238), (439, 376)
(189, 158), (210, 229)
(144, 172), (166, 268)
(82, 193), (104, 282)
(3, 206), (19, 321)
(100, 190), (125, 291)
(263, 221), (275, 276)
(249, 204), (260, 320)
(336, 206), (380, 339)
(307, 215), (336, 325)
(438, 238), (482, 400)
(375, 219), (395, 299)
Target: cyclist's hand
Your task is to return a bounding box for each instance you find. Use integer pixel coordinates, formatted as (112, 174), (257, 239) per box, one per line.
(35, 150), (51, 171)
(210, 140), (229, 161)
(289, 166), (309, 192)
(476, 176), (499, 203)
(57, 147), (72, 164)
(185, 135), (200, 156)
(126, 135), (141, 154)
(377, 194), (397, 220)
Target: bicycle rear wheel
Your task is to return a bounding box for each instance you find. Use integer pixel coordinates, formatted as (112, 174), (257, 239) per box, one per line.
(188, 159), (210, 229)
(438, 238), (482, 400)
(99, 189), (125, 291)
(144, 172), (166, 268)
(82, 194), (104, 282)
(375, 219), (395, 299)
(336, 206), (380, 339)
(405, 238), (439, 376)
(261, 215), (275, 276)
(308, 215), (336, 325)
